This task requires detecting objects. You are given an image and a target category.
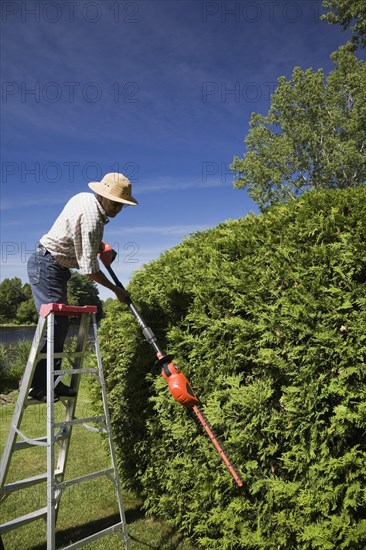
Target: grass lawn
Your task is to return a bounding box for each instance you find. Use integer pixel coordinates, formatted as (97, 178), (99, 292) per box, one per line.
(0, 379), (196, 550)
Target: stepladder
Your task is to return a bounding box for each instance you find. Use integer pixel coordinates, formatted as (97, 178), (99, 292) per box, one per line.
(0, 303), (130, 549)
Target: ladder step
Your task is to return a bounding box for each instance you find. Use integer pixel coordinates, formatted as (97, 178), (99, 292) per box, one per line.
(2, 470), (63, 494)
(0, 506), (47, 533)
(57, 468), (115, 491)
(38, 351), (85, 359)
(62, 522), (127, 550)
(54, 415), (106, 428)
(39, 303), (97, 316)
(24, 397), (49, 407)
(23, 396), (76, 407)
(54, 368), (98, 376)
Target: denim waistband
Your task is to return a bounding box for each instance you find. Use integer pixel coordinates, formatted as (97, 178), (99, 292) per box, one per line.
(35, 244), (69, 271)
(36, 244), (50, 256)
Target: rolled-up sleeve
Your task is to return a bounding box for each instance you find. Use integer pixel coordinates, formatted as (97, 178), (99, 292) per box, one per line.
(39, 193), (108, 271)
(75, 215), (104, 274)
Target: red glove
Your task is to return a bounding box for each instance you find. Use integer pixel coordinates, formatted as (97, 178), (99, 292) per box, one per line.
(98, 242), (117, 268)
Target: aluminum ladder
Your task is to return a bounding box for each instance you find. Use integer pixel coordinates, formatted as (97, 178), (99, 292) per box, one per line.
(0, 303), (130, 549)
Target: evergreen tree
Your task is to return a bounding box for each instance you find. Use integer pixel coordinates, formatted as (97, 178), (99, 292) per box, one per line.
(98, 187), (366, 549)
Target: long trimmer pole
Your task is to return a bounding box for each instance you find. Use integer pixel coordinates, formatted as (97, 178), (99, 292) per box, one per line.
(192, 405), (243, 487)
(105, 264), (243, 487)
(106, 266), (162, 355)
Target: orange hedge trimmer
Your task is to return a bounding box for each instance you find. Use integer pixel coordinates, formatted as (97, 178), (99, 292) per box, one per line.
(99, 242), (243, 487)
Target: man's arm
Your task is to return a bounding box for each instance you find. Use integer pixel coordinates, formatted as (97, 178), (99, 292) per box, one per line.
(87, 270), (129, 302)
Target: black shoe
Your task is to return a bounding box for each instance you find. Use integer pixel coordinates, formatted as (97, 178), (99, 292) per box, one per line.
(28, 388), (60, 403)
(54, 381), (77, 398)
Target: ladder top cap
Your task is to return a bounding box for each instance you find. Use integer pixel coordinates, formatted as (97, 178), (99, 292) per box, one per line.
(39, 303), (98, 317)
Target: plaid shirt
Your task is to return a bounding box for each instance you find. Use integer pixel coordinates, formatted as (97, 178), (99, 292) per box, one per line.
(40, 193), (109, 274)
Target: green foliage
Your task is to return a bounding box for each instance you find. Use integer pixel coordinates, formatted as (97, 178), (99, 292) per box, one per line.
(99, 187), (366, 548)
(321, 0), (366, 49)
(0, 279), (37, 324)
(15, 299), (38, 324)
(231, 46), (366, 210)
(68, 271), (103, 319)
(0, 277), (24, 322)
(0, 272), (103, 324)
(11, 340), (32, 381)
(0, 340), (32, 390)
(0, 344), (9, 382)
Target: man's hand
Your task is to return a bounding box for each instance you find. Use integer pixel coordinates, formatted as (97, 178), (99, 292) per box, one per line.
(114, 286), (130, 303)
(88, 270), (130, 302)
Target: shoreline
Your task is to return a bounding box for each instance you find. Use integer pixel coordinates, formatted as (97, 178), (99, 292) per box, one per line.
(0, 324), (37, 328)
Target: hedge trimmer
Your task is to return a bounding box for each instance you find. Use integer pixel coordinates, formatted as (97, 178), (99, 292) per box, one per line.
(99, 242), (243, 487)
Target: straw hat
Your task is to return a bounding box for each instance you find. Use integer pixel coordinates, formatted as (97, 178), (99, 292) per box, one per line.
(88, 173), (138, 206)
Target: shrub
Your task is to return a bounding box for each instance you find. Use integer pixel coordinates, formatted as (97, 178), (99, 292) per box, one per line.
(0, 340), (32, 391)
(99, 187), (366, 549)
(0, 344), (10, 383)
(16, 299), (38, 324)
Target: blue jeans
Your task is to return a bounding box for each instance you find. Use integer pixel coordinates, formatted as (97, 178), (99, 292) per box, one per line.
(27, 246), (71, 390)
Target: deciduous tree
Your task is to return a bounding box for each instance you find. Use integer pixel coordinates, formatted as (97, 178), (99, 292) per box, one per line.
(231, 46), (366, 210)
(321, 0), (366, 49)
(16, 299), (38, 324)
(0, 278), (24, 322)
(68, 271), (103, 318)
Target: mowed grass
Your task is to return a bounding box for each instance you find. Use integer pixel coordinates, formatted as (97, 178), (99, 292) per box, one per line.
(0, 379), (196, 550)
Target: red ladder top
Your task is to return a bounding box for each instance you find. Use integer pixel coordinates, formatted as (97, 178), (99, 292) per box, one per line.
(39, 303), (97, 318)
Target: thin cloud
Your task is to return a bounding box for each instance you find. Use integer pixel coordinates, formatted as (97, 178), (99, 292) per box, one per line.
(108, 223), (209, 236)
(137, 177), (226, 193)
(0, 194), (67, 211)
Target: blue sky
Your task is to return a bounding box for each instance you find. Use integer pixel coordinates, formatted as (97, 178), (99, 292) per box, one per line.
(1, 0), (354, 300)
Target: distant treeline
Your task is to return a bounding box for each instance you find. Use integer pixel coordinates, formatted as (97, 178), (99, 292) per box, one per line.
(0, 272), (103, 325)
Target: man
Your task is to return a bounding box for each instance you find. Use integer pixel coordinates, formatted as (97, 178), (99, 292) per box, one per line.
(27, 172), (138, 402)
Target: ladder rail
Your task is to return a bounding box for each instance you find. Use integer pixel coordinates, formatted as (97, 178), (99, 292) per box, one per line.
(54, 312), (93, 491)
(46, 310), (56, 549)
(0, 305), (130, 549)
(92, 314), (130, 549)
(0, 316), (47, 490)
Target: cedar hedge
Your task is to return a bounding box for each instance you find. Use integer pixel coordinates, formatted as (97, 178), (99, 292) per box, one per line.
(98, 187), (366, 549)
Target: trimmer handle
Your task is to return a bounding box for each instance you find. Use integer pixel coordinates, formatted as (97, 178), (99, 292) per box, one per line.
(98, 242), (118, 269)
(160, 359), (200, 408)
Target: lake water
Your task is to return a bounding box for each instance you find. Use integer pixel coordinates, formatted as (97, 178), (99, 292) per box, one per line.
(0, 325), (83, 346)
(0, 326), (37, 345)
